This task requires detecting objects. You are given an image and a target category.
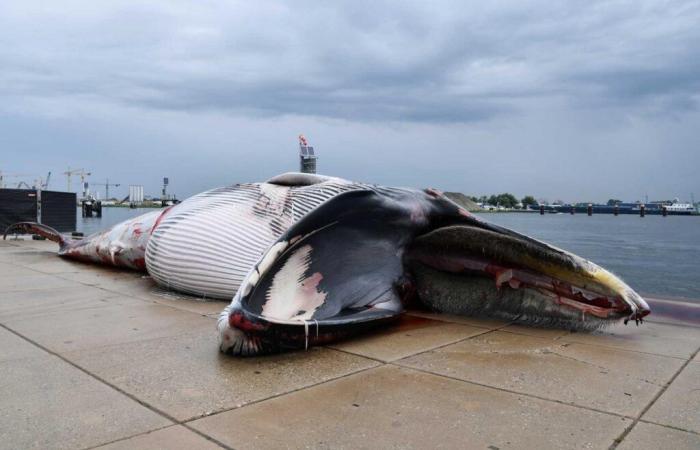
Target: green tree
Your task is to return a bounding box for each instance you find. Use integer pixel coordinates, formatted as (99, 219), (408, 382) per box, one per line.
(607, 198), (622, 206)
(521, 195), (538, 208)
(496, 193), (518, 208)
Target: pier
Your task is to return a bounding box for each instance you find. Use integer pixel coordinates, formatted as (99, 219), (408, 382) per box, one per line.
(1, 238), (698, 449)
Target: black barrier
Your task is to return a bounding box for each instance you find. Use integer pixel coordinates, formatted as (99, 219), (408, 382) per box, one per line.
(0, 189), (37, 231)
(42, 191), (77, 231)
(0, 189), (76, 232)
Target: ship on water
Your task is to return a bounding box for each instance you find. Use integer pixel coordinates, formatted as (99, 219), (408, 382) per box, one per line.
(662, 199), (696, 213)
(544, 198), (698, 216)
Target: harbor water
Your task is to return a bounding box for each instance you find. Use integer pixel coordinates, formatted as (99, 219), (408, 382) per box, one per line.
(77, 207), (700, 302)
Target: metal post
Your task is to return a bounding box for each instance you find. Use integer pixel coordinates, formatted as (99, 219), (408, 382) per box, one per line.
(539, 205), (544, 215)
(36, 188), (42, 224)
(587, 204), (592, 216)
(640, 204), (645, 217)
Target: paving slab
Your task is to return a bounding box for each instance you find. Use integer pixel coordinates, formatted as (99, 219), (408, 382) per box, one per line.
(54, 267), (144, 287)
(405, 309), (511, 329)
(329, 315), (488, 361)
(56, 271), (226, 310)
(64, 330), (379, 421)
(561, 321), (700, 360)
(500, 323), (571, 339)
(0, 326), (46, 362)
(0, 354), (171, 450)
(0, 249), (59, 264)
(21, 257), (97, 274)
(0, 272), (79, 293)
(191, 365), (629, 450)
(0, 261), (40, 277)
(2, 241), (698, 449)
(94, 425), (223, 450)
(54, 265), (227, 315)
(399, 330), (684, 417)
(617, 422), (700, 450)
(129, 286), (229, 316)
(643, 361), (700, 434)
(0, 284), (121, 320)
(3, 300), (214, 353)
(10, 239), (60, 251)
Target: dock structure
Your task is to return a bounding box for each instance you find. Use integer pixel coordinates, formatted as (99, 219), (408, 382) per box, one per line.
(298, 134), (317, 174)
(1, 239), (699, 448)
(539, 202), (698, 216)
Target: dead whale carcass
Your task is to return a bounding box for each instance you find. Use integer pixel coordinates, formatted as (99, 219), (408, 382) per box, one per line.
(4, 172), (650, 356)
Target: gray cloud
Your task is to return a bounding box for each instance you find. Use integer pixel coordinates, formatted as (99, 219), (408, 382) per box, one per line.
(2, 1), (699, 122)
(0, 1), (698, 203)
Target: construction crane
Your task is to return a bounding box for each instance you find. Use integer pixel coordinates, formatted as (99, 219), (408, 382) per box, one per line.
(91, 178), (121, 200)
(64, 167), (91, 193)
(0, 171), (35, 189)
(0, 170), (51, 190)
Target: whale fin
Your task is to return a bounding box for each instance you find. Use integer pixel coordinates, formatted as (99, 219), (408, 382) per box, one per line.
(3, 222), (69, 247)
(221, 189), (415, 355)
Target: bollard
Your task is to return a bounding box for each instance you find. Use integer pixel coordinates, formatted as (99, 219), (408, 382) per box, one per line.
(540, 205), (544, 215)
(570, 205), (575, 215)
(614, 204), (619, 216)
(587, 203), (592, 216)
(662, 205), (667, 217)
(640, 204), (645, 217)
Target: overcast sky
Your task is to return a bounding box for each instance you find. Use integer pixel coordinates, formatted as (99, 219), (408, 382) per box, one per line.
(1, 1), (698, 202)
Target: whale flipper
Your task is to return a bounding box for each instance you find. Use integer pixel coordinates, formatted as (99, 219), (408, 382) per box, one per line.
(219, 189), (419, 355)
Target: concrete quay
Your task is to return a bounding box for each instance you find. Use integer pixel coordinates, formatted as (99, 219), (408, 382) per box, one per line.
(1, 239), (698, 449)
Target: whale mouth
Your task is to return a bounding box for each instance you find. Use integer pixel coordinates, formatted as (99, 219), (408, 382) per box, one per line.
(218, 187), (652, 357)
(405, 225), (650, 329)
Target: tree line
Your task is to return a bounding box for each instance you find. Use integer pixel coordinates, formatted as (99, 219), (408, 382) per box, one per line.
(468, 194), (539, 209)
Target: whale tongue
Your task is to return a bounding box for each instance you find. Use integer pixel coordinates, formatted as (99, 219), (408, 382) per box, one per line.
(406, 225), (648, 325)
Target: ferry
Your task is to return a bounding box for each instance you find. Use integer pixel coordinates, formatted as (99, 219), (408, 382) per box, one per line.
(664, 198), (696, 213)
(543, 199), (698, 216)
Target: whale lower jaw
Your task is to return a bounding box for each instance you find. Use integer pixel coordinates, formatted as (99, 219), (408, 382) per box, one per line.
(217, 303), (263, 356)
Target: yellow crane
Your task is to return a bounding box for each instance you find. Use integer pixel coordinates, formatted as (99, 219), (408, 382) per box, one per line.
(63, 167), (91, 194)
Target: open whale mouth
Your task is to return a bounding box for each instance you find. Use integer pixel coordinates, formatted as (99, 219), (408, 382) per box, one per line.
(405, 224), (650, 329)
(219, 188), (651, 356)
